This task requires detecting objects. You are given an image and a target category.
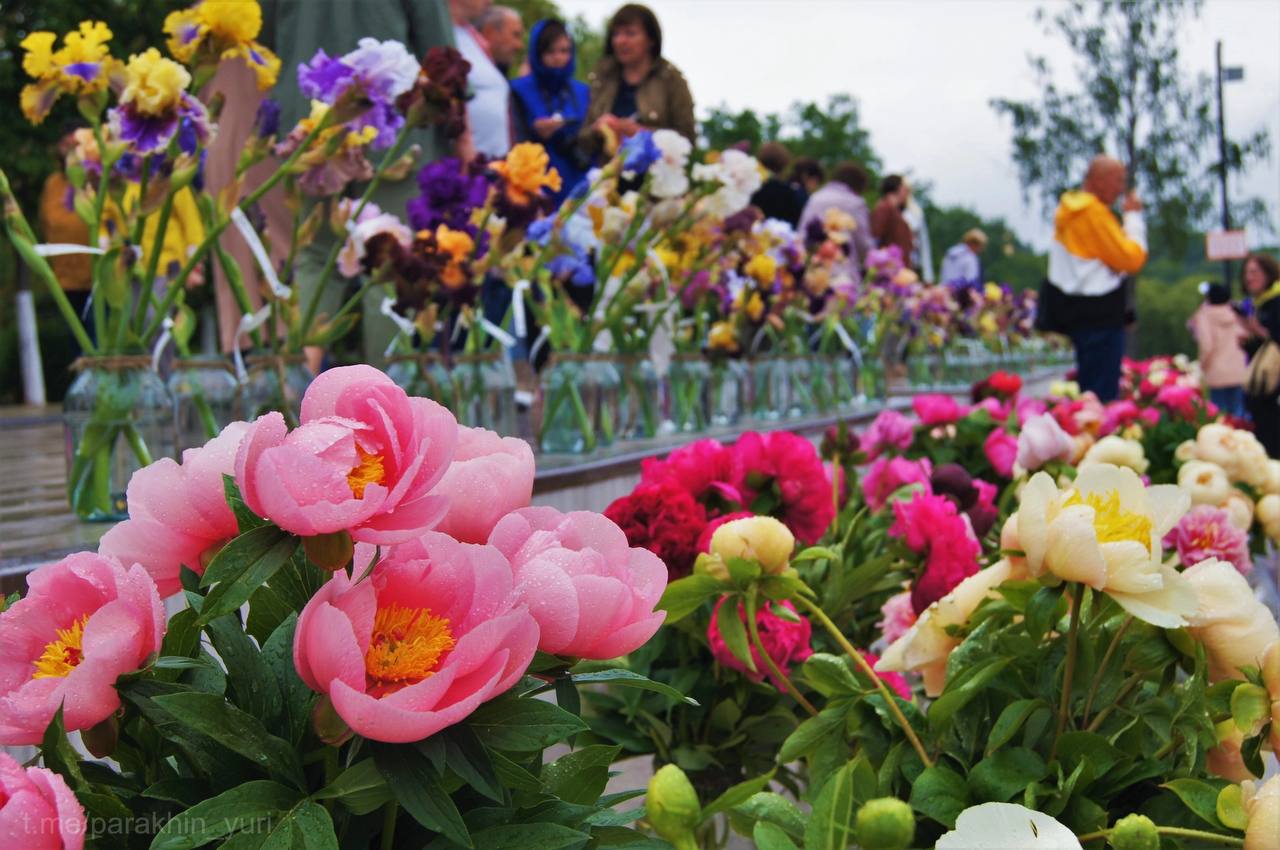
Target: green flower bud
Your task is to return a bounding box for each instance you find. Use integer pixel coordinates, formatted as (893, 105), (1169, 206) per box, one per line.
(1108, 814), (1159, 850)
(647, 764), (701, 849)
(303, 530), (355, 572)
(854, 797), (914, 850)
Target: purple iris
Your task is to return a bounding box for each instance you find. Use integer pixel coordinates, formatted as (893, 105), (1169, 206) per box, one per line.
(298, 50), (356, 102)
(548, 253), (595, 287)
(254, 99), (281, 139)
(407, 157), (490, 232)
(110, 93), (212, 156)
(62, 62), (101, 83)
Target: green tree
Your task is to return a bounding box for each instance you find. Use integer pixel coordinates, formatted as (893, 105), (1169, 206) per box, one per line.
(925, 203), (1046, 291)
(990, 0), (1272, 258)
(701, 95), (880, 174)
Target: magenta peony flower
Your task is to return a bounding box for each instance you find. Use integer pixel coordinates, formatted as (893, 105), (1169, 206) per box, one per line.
(707, 597), (812, 691)
(913, 394), (967, 426)
(732, 431), (835, 544)
(983, 427), (1017, 479)
(1015, 397), (1048, 426)
(973, 397), (1011, 421)
(0, 751), (86, 850)
(862, 456), (933, 512)
(878, 591), (917, 647)
(889, 490), (981, 614)
(1015, 413), (1074, 472)
(1155, 384), (1207, 422)
(862, 409), (915, 459)
(293, 532), (537, 743)
(0, 554), (165, 745)
(1165, 505), (1253, 575)
(969, 478), (999, 539)
(235, 365), (458, 544)
(861, 650), (912, 700)
(428, 427), (534, 544)
(100, 422), (248, 597)
(488, 507), (667, 659)
(640, 438), (744, 515)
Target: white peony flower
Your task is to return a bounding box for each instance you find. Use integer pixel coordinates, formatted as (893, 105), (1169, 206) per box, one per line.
(936, 803), (1083, 850)
(1221, 490), (1255, 531)
(1264, 460), (1280, 496)
(1080, 435), (1148, 474)
(1184, 559), (1280, 682)
(1243, 775), (1280, 850)
(1178, 460), (1233, 507)
(1195, 423), (1270, 488)
(1015, 413), (1075, 474)
(648, 129), (691, 199)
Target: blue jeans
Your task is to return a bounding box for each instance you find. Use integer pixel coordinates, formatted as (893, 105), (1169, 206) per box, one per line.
(1069, 327), (1125, 402)
(1209, 386), (1245, 418)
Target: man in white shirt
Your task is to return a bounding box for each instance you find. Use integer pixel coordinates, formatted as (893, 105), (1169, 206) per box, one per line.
(450, 0), (512, 157)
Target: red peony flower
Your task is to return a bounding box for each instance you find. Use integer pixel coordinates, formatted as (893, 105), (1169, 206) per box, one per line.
(988, 370), (1022, 398)
(640, 439), (744, 516)
(732, 431), (835, 544)
(707, 597), (812, 691)
(604, 480), (709, 580)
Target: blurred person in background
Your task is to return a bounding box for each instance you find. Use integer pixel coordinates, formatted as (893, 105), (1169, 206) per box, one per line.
(512, 18), (590, 202)
(749, 142), (803, 226)
(1241, 253), (1280, 455)
(451, 0), (512, 157)
(901, 180), (933, 280)
(789, 157), (824, 209)
(1189, 282), (1248, 418)
(939, 228), (987, 287)
(871, 174), (914, 263)
(476, 5), (524, 77)
(798, 161), (874, 287)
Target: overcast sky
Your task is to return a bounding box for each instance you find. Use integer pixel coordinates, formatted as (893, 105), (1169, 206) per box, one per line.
(557, 0), (1280, 250)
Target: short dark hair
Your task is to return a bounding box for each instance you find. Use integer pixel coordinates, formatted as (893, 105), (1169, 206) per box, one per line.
(832, 161), (868, 194)
(790, 156), (824, 185)
(606, 4), (662, 58)
(757, 142), (790, 174)
(1245, 253), (1280, 289)
(535, 18), (571, 59)
(1207, 282), (1231, 305)
(879, 174), (904, 196)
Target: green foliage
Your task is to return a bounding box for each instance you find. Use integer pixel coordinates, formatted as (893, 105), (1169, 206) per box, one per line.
(702, 95), (881, 176)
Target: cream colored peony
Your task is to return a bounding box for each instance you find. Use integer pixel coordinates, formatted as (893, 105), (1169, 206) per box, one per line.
(1243, 775), (1280, 850)
(1263, 642), (1280, 755)
(1174, 439), (1198, 463)
(1257, 495), (1280, 541)
(708, 516), (795, 576)
(1178, 460), (1233, 508)
(876, 560), (1015, 696)
(936, 803), (1082, 850)
(1195, 423), (1270, 488)
(1264, 460), (1280, 496)
(1184, 559), (1280, 682)
(1014, 464), (1194, 627)
(1222, 490), (1255, 531)
(1080, 435), (1148, 474)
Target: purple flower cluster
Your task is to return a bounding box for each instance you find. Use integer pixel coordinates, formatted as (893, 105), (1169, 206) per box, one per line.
(296, 38), (419, 149)
(406, 158), (491, 233)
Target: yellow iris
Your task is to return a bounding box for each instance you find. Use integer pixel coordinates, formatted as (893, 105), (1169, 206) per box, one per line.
(165, 1), (279, 89)
(493, 142), (562, 205)
(19, 21), (119, 123)
(744, 254), (777, 287)
(33, 615), (90, 680)
(120, 48), (191, 117)
(708, 321), (739, 353)
(364, 604), (455, 692)
(985, 282), (1003, 302)
(1066, 490), (1154, 550)
(347, 447), (386, 499)
(745, 292), (765, 322)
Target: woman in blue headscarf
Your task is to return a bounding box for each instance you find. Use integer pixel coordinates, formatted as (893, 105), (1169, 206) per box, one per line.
(511, 18), (590, 203)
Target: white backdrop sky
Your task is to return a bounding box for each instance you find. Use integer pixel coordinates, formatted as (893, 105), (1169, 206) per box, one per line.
(556, 0), (1280, 250)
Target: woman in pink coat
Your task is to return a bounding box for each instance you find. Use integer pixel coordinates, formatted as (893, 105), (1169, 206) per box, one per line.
(1189, 282), (1248, 417)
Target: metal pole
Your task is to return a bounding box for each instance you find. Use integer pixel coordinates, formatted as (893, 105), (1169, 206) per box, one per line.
(1215, 40), (1232, 289)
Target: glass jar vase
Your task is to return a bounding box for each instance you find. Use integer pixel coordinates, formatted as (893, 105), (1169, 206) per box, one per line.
(615, 355), (663, 441)
(241, 354), (313, 426)
(784, 354), (817, 418)
(748, 355), (788, 422)
(667, 354), (711, 433)
(539, 354), (621, 454)
(168, 357), (241, 453)
(448, 352), (518, 436)
(707, 358), (747, 427)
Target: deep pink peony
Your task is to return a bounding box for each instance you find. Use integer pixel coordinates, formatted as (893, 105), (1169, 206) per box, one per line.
(862, 456), (932, 512)
(1164, 505), (1253, 575)
(428, 427), (534, 544)
(235, 365), (458, 543)
(1015, 397), (1049, 426)
(861, 650), (912, 701)
(1155, 384), (1210, 422)
(862, 409), (915, 459)
(983, 427), (1017, 478)
(488, 507), (667, 659)
(0, 554), (165, 745)
(973, 397), (1011, 420)
(889, 490), (981, 614)
(732, 431), (835, 544)
(605, 480), (709, 581)
(968, 478), (999, 539)
(1016, 413), (1074, 472)
(293, 532), (537, 743)
(878, 591), (917, 646)
(707, 597), (812, 691)
(99, 422), (248, 597)
(913, 394), (967, 426)
(0, 751), (86, 850)
(639, 438), (743, 514)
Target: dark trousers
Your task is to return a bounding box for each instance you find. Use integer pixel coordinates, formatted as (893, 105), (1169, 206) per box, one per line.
(1247, 393), (1280, 458)
(1069, 326), (1125, 402)
(1208, 386), (1245, 418)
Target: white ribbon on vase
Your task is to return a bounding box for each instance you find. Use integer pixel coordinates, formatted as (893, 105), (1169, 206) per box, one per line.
(232, 306), (273, 382)
(230, 207), (290, 299)
(151, 315), (174, 373)
(379, 296), (419, 358)
(33, 243), (105, 257)
(511, 279), (530, 340)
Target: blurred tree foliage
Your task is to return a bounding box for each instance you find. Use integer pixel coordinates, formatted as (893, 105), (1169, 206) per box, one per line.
(702, 94), (881, 175)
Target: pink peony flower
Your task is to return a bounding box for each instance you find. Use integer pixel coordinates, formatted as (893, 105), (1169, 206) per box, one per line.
(0, 554), (165, 745)
(488, 507), (667, 659)
(235, 365), (458, 544)
(1164, 505), (1253, 575)
(732, 431), (835, 544)
(0, 751), (86, 850)
(861, 650), (912, 701)
(100, 422), (248, 597)
(983, 427), (1017, 478)
(1015, 397), (1048, 426)
(913, 394), (967, 426)
(862, 456), (932, 512)
(973, 397), (1011, 421)
(640, 438), (744, 514)
(1155, 384), (1208, 422)
(707, 597), (812, 691)
(889, 490), (981, 614)
(1101, 399), (1143, 436)
(969, 478), (999, 539)
(1015, 413), (1074, 472)
(878, 591), (917, 646)
(293, 532), (537, 743)
(428, 427), (534, 544)
(862, 409), (915, 459)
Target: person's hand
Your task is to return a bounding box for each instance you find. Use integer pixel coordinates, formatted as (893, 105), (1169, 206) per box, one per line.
(533, 116), (566, 139)
(613, 117), (642, 138)
(1122, 190), (1143, 212)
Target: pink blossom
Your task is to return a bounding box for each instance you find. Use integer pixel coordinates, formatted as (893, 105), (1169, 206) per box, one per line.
(1016, 413), (1074, 472)
(889, 490), (981, 613)
(1155, 384), (1208, 422)
(732, 431), (835, 544)
(983, 428), (1018, 478)
(1101, 399), (1143, 436)
(861, 650), (912, 701)
(1015, 397), (1048, 426)
(707, 598), (812, 691)
(878, 591), (916, 646)
(913, 394), (967, 426)
(862, 409), (915, 459)
(969, 478), (999, 539)
(488, 507), (667, 659)
(428, 427), (534, 544)
(0, 751), (86, 850)
(293, 532), (538, 743)
(640, 438), (743, 512)
(973, 397), (1010, 420)
(862, 456), (932, 511)
(100, 422), (248, 597)
(235, 365), (458, 543)
(0, 554), (165, 745)
(1164, 505), (1253, 575)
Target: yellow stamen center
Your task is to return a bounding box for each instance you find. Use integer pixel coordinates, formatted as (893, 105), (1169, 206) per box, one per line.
(33, 615), (90, 679)
(347, 447), (386, 499)
(364, 604), (455, 694)
(1065, 490), (1153, 551)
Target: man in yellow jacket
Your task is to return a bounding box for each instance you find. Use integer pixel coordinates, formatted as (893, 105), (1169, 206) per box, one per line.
(1040, 155), (1147, 401)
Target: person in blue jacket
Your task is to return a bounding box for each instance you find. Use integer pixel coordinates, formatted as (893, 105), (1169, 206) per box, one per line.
(510, 19), (590, 203)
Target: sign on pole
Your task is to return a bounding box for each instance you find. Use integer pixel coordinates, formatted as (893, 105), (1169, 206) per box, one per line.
(1205, 230), (1249, 261)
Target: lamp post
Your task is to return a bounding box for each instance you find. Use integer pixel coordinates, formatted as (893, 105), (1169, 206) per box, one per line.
(1215, 41), (1244, 289)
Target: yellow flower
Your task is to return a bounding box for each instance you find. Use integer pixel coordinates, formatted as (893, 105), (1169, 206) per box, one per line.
(120, 49), (191, 117)
(745, 291), (764, 322)
(744, 254), (777, 286)
(165, 1), (279, 89)
(984, 282), (1003, 301)
(19, 21), (119, 124)
(709, 516), (795, 575)
(707, 321), (738, 353)
(492, 142), (562, 206)
(435, 225), (474, 289)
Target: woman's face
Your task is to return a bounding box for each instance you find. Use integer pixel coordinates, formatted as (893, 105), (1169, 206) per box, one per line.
(1244, 259), (1267, 296)
(611, 22), (652, 65)
(541, 34), (572, 70)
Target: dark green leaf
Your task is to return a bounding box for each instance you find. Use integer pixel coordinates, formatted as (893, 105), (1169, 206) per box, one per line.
(245, 583), (294, 645)
(804, 760), (864, 850)
(441, 725), (504, 803)
(778, 707), (846, 763)
(970, 748), (1049, 802)
(259, 800), (339, 850)
(438, 824), (589, 850)
(703, 770), (775, 820)
(715, 597), (756, 672)
(259, 613), (313, 747)
(802, 653), (862, 698)
(313, 758), (392, 815)
(754, 821), (800, 850)
(908, 765), (969, 828)
(986, 699), (1046, 756)
(148, 781), (302, 850)
(489, 750), (543, 793)
(1161, 778), (1227, 829)
(223, 473), (266, 532)
(657, 574), (722, 622)
(542, 744), (620, 805)
(570, 669), (698, 706)
(734, 792), (805, 840)
(150, 692), (305, 788)
(928, 658), (1012, 730)
(41, 706), (87, 790)
(204, 613), (282, 726)
(1026, 585), (1066, 641)
(469, 695), (589, 752)
(199, 525), (298, 624)
(374, 743), (472, 847)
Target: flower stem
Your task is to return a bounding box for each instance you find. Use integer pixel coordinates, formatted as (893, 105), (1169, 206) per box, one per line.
(794, 595), (933, 767)
(1080, 615), (1132, 728)
(1077, 826), (1243, 845)
(745, 592), (818, 717)
(1086, 672), (1142, 733)
(379, 800), (399, 850)
(1050, 583), (1087, 762)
